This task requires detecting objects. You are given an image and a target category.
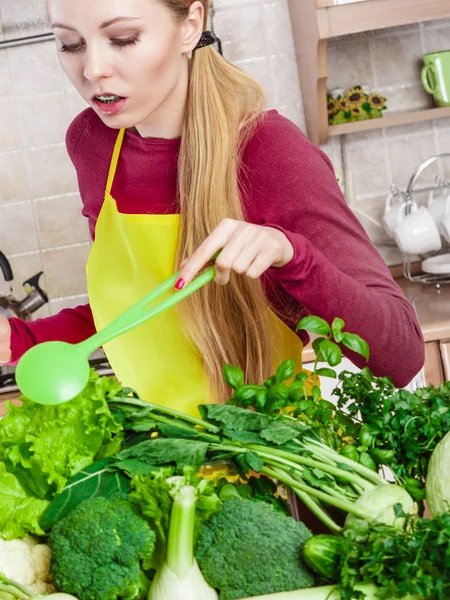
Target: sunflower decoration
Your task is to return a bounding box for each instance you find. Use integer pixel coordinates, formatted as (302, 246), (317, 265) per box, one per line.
(339, 98), (351, 113)
(367, 92), (387, 111)
(346, 86), (365, 108)
(327, 96), (339, 118)
(327, 86), (388, 124)
(350, 106), (366, 122)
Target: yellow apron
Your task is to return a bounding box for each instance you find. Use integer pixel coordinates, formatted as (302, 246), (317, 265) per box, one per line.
(86, 129), (304, 416)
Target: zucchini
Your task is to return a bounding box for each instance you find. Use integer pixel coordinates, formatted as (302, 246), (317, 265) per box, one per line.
(302, 535), (343, 582)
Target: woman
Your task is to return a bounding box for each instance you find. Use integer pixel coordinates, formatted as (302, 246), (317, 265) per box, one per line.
(0, 0), (424, 413)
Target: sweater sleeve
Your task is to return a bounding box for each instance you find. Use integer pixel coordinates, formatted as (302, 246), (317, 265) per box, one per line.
(8, 304), (96, 365)
(243, 112), (425, 388)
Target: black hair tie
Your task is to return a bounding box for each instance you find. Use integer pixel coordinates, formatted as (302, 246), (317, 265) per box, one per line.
(194, 31), (218, 50)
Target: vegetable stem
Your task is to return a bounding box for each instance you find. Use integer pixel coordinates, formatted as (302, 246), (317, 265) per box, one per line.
(247, 444), (376, 492)
(290, 489), (343, 534)
(302, 440), (385, 486)
(262, 466), (368, 519)
(165, 486), (196, 579)
(0, 574), (33, 600)
(109, 396), (220, 433)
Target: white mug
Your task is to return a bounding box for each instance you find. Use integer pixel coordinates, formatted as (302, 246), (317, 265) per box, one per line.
(382, 195), (411, 238)
(394, 205), (442, 255)
(427, 191), (450, 234)
(441, 209), (450, 243)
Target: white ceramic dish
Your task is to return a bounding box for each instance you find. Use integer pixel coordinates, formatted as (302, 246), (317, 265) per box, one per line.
(421, 253), (450, 274)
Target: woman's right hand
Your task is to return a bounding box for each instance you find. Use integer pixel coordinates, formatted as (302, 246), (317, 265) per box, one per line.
(0, 315), (12, 363)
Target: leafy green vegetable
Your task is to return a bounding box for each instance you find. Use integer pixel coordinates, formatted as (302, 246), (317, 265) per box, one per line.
(108, 395), (387, 534)
(0, 462), (49, 539)
(337, 510), (450, 600)
(116, 438), (209, 470)
(40, 458), (131, 529)
(334, 369), (450, 506)
(0, 370), (123, 498)
(129, 467), (175, 568)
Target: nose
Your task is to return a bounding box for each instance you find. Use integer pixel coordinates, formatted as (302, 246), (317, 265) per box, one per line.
(83, 43), (113, 82)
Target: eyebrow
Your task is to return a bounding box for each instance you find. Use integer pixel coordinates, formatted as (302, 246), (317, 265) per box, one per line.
(51, 16), (142, 32)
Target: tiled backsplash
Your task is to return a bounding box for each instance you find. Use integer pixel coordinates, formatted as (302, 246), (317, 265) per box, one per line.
(0, 0), (450, 317)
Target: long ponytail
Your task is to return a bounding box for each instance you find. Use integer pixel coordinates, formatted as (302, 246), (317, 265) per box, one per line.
(164, 1), (277, 402)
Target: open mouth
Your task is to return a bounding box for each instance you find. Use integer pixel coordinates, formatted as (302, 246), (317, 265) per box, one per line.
(93, 94), (124, 104)
(91, 94), (127, 115)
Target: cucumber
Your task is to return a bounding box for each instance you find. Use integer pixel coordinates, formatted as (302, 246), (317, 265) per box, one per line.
(302, 535), (343, 582)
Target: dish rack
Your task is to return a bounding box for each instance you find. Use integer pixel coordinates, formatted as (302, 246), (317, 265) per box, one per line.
(393, 153), (450, 286)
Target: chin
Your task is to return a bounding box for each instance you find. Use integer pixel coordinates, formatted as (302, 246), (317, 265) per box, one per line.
(94, 110), (139, 131)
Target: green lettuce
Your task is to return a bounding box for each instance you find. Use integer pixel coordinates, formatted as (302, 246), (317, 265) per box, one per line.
(0, 462), (49, 539)
(0, 370), (124, 536)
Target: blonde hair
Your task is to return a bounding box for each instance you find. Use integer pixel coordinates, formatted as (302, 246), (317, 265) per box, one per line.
(163, 0), (276, 402)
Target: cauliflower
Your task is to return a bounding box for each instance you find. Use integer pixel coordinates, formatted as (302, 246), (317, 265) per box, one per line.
(0, 536), (55, 599)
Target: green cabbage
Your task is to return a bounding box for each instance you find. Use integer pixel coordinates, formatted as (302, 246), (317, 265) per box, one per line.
(426, 430), (450, 517)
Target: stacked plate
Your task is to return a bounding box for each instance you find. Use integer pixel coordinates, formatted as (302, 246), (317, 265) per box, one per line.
(421, 253), (450, 275)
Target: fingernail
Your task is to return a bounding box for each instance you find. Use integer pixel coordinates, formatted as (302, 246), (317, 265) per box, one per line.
(175, 278), (185, 290)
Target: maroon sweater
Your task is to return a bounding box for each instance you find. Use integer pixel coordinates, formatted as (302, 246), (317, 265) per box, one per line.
(8, 108), (424, 387)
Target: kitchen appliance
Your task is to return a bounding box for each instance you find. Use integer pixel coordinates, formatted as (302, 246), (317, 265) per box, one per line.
(0, 251), (49, 320)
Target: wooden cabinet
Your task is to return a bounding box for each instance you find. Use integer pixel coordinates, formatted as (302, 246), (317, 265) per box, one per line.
(424, 340), (450, 387)
(287, 0), (450, 145)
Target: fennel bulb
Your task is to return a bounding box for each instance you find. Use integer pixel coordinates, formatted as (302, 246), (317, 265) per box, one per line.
(345, 483), (416, 529)
(147, 485), (217, 600)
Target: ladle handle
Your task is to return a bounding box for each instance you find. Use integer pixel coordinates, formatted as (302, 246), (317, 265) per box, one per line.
(78, 266), (215, 356)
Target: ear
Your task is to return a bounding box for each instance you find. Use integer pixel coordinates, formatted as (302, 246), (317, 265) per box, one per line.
(181, 1), (204, 55)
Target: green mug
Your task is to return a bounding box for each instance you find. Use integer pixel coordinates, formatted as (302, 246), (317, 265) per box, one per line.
(421, 50), (450, 107)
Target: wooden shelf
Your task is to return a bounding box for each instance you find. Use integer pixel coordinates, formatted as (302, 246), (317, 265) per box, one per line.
(329, 106), (450, 137)
(317, 0), (450, 38)
(287, 0), (450, 145)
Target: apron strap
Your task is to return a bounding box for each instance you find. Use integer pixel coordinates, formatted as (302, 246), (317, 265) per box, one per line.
(106, 129), (126, 195)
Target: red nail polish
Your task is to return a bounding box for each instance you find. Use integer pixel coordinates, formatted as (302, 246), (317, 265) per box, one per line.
(175, 278), (185, 290)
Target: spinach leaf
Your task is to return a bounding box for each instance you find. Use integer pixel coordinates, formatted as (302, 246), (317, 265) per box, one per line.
(116, 438), (209, 469)
(201, 404), (273, 431)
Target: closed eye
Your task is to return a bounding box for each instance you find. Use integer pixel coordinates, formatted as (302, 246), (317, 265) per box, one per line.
(59, 35), (139, 54)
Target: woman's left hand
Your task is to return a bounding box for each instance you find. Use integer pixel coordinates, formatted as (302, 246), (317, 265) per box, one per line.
(175, 218), (294, 288)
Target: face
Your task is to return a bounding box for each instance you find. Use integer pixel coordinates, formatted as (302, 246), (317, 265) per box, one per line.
(46, 0), (203, 136)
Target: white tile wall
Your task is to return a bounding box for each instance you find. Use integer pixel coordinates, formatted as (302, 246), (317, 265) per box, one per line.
(0, 0), (450, 313)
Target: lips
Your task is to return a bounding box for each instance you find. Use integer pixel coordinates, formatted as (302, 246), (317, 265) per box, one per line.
(91, 94), (127, 116)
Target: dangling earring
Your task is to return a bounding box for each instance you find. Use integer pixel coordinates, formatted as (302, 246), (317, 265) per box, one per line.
(187, 50), (193, 60)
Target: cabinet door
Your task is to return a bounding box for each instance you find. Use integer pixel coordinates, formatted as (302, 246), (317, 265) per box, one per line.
(424, 341), (444, 387)
(439, 340), (450, 383)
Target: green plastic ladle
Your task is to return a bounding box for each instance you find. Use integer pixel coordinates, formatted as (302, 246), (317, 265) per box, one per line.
(15, 266), (215, 406)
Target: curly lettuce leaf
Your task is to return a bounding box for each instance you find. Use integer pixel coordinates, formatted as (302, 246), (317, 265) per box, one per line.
(0, 370), (124, 498)
(0, 462), (49, 539)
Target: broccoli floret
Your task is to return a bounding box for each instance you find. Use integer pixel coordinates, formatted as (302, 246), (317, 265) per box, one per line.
(195, 499), (315, 600)
(49, 496), (155, 600)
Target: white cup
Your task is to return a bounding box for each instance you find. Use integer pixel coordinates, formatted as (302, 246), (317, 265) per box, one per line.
(382, 195), (410, 238)
(441, 209), (450, 243)
(427, 191), (450, 234)
(394, 205), (442, 255)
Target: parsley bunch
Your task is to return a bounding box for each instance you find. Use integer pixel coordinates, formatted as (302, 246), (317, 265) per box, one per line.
(338, 510), (450, 600)
(334, 370), (450, 505)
